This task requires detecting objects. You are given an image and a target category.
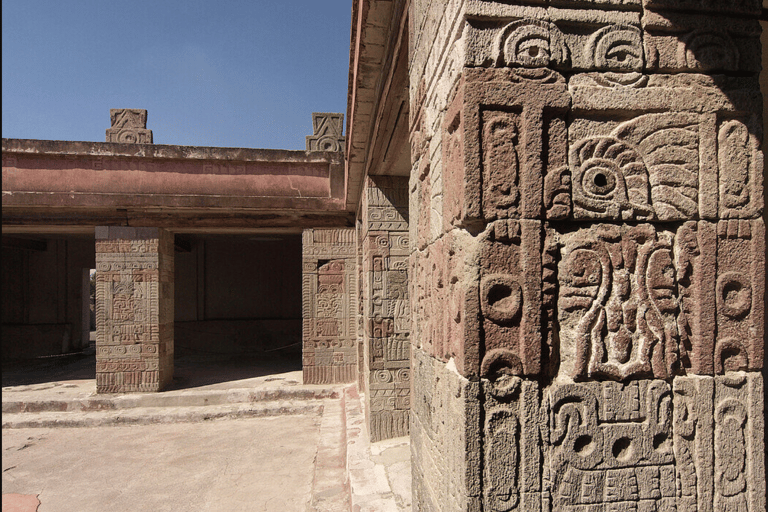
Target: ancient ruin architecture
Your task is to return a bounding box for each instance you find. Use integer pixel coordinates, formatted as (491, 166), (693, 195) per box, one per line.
(2, 0), (766, 510)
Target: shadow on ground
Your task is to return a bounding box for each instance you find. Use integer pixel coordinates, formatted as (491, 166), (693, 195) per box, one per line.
(2, 333), (302, 390)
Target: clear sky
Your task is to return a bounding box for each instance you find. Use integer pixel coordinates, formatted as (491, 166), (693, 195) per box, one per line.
(2, 1), (352, 150)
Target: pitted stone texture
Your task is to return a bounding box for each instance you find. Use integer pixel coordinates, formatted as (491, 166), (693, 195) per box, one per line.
(443, 67), (570, 226)
(94, 227), (173, 393)
(642, 11), (761, 73)
(302, 228), (358, 384)
(412, 230), (479, 378)
(411, 348), (481, 512)
(475, 220), (543, 378)
(567, 75), (763, 222)
(306, 112), (345, 152)
(552, 220), (764, 380)
(105, 109), (153, 144)
(361, 178), (411, 442)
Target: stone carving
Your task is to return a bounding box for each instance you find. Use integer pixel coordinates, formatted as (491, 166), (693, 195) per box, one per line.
(105, 109), (153, 144)
(571, 113), (699, 221)
(493, 19), (569, 68)
(94, 227), (173, 393)
(476, 220), (543, 377)
(305, 112), (344, 152)
(302, 228), (357, 384)
(411, 2), (766, 511)
(557, 224), (679, 380)
(548, 381), (676, 511)
(361, 176), (411, 442)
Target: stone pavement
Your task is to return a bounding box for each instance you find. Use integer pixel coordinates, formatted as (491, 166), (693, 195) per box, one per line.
(2, 348), (411, 512)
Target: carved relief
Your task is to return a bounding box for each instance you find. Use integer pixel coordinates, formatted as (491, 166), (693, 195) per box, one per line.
(493, 19), (569, 68)
(105, 108), (153, 144)
(571, 113), (699, 221)
(547, 381), (676, 511)
(305, 112), (344, 152)
(477, 220), (543, 377)
(94, 228), (173, 393)
(557, 224), (680, 380)
(301, 229), (357, 385)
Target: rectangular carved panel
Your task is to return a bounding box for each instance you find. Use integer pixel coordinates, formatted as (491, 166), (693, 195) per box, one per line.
(94, 227), (173, 393)
(301, 228), (357, 385)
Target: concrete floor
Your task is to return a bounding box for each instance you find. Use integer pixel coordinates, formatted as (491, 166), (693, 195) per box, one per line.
(1, 334), (412, 512)
(3, 416), (320, 512)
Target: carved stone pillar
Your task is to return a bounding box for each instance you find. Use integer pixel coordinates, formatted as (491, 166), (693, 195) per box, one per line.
(409, 0), (765, 511)
(94, 227), (173, 393)
(361, 176), (410, 442)
(301, 228), (358, 384)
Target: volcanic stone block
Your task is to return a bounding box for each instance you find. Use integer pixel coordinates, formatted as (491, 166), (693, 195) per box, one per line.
(475, 220), (543, 378)
(306, 112), (345, 152)
(105, 109), (153, 144)
(443, 67), (569, 225)
(547, 380), (677, 512)
(555, 224), (680, 381)
(94, 226), (173, 393)
(302, 228), (357, 384)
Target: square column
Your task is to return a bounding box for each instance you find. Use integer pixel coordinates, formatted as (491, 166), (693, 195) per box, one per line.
(409, 1), (765, 511)
(301, 228), (357, 384)
(361, 176), (410, 442)
(94, 227), (174, 393)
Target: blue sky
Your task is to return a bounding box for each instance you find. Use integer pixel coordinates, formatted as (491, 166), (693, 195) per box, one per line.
(2, 1), (352, 150)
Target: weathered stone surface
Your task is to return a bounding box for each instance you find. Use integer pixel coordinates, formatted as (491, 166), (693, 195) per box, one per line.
(306, 112), (344, 152)
(361, 176), (411, 442)
(476, 220), (543, 378)
(410, 1), (765, 511)
(94, 227), (173, 393)
(105, 108), (153, 144)
(301, 228), (357, 384)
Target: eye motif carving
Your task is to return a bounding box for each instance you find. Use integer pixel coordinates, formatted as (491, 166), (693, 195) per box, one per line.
(588, 25), (644, 71)
(495, 19), (568, 68)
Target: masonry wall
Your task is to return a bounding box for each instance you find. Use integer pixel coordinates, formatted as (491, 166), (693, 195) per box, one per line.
(409, 1), (766, 511)
(2, 236), (94, 359)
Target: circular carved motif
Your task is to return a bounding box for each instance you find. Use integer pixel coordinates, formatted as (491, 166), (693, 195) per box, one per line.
(480, 274), (522, 325)
(717, 271), (752, 318)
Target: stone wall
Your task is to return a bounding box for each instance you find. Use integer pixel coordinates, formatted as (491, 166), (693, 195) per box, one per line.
(302, 228), (358, 384)
(361, 176), (411, 442)
(95, 227), (174, 393)
(409, 1), (765, 511)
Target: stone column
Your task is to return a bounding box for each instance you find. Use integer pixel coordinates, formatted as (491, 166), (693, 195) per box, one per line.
(360, 176), (410, 442)
(409, 1), (765, 511)
(301, 228), (358, 384)
(94, 227), (174, 393)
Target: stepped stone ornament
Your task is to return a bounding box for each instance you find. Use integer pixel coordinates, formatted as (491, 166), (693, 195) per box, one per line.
(410, 0), (765, 510)
(306, 112), (345, 152)
(105, 108), (153, 143)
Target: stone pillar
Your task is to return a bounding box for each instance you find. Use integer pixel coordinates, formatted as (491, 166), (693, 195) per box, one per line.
(361, 176), (410, 442)
(302, 228), (358, 384)
(409, 1), (765, 511)
(94, 227), (174, 393)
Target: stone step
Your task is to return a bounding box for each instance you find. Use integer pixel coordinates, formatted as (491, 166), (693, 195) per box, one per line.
(2, 386), (341, 414)
(1, 399), (326, 428)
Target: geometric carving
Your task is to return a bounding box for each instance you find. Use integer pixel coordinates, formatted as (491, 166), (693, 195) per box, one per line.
(105, 108), (153, 144)
(305, 112), (344, 152)
(477, 220), (543, 378)
(302, 228), (357, 384)
(94, 227), (173, 393)
(493, 19), (569, 68)
(361, 176), (410, 442)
